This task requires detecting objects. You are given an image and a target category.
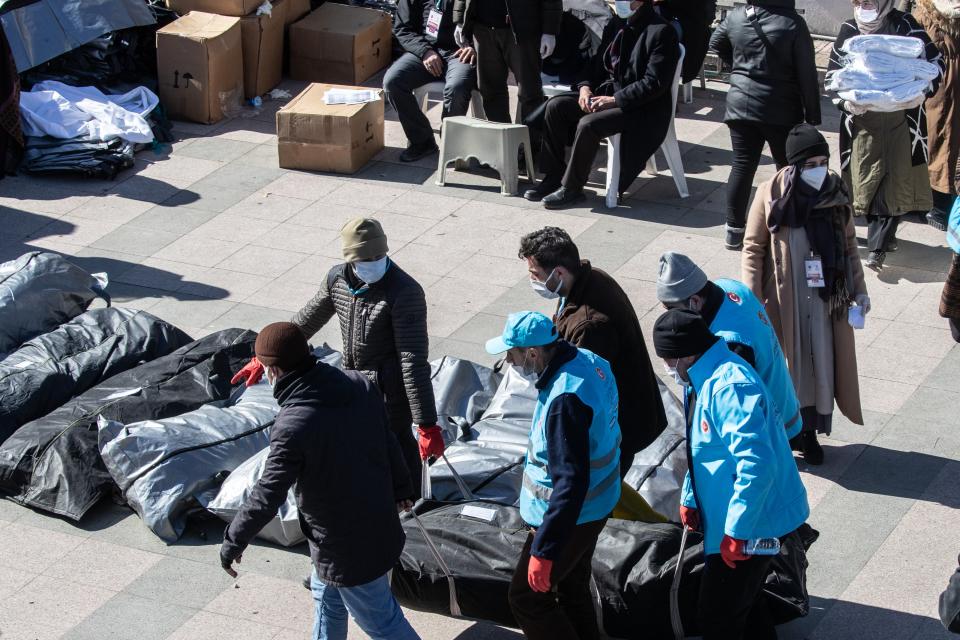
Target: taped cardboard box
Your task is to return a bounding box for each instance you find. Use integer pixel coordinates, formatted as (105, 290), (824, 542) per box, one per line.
(289, 4), (391, 84)
(157, 12), (244, 124)
(276, 83), (384, 174)
(166, 0), (262, 17)
(241, 0), (286, 99)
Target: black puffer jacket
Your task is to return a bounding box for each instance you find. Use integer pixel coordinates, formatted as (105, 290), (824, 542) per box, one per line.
(453, 0), (562, 41)
(292, 261), (437, 427)
(222, 360), (414, 587)
(709, 0), (821, 126)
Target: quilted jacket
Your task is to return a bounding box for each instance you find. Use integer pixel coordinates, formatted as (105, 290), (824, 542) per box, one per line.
(292, 261), (437, 427)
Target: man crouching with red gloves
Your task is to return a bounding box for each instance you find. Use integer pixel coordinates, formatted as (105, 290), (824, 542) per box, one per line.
(653, 309), (810, 639)
(231, 217), (444, 495)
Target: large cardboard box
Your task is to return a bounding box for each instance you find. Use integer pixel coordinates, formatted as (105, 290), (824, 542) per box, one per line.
(157, 12), (244, 124)
(276, 83), (384, 174)
(283, 0), (310, 25)
(166, 0), (261, 17)
(241, 0), (286, 99)
(289, 4), (391, 84)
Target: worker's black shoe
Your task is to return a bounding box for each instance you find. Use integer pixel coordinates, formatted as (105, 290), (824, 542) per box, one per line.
(523, 179), (561, 202)
(927, 209), (948, 231)
(541, 186), (585, 209)
(399, 141), (439, 163)
(865, 250), (885, 272)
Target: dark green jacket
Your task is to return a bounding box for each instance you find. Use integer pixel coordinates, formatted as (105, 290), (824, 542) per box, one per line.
(453, 0), (562, 41)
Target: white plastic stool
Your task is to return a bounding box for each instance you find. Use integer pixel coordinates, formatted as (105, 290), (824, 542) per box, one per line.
(436, 116), (536, 196)
(413, 81), (486, 120)
(605, 44), (689, 208)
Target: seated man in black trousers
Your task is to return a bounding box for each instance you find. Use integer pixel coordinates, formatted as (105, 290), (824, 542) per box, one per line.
(384, 0), (477, 162)
(525, 0), (679, 209)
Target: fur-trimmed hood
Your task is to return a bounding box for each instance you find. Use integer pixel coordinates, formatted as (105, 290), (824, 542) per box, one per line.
(915, 0), (960, 38)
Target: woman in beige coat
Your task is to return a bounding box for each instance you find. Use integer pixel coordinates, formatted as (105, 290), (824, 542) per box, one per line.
(742, 124), (870, 465)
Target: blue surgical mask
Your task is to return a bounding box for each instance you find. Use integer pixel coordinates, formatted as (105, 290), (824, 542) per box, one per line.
(353, 256), (389, 285)
(614, 1), (637, 18)
(800, 166), (828, 192)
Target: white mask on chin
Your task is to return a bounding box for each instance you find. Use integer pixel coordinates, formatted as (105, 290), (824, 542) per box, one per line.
(353, 256), (389, 284)
(933, 0), (960, 17)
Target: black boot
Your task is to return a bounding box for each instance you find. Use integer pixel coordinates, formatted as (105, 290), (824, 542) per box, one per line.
(399, 140), (439, 163)
(542, 186), (585, 209)
(523, 176), (561, 202)
(800, 431), (824, 465)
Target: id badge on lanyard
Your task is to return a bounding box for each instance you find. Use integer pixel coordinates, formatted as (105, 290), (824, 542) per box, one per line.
(805, 253), (825, 288)
(425, 0), (443, 41)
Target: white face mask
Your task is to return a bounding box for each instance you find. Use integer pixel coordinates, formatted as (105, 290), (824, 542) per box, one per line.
(265, 366), (278, 387)
(800, 166), (828, 192)
(663, 361), (689, 387)
(855, 6), (879, 22)
(530, 268), (563, 300)
(353, 256), (389, 284)
(614, 1), (637, 18)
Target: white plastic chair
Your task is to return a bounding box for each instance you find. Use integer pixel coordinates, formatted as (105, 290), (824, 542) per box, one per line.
(436, 116), (536, 196)
(413, 81), (486, 120)
(605, 43), (688, 208)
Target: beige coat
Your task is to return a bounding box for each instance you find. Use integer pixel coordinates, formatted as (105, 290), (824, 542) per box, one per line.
(741, 169), (867, 425)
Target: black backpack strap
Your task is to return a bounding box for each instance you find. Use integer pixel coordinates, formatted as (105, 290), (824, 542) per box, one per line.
(746, 5), (783, 64)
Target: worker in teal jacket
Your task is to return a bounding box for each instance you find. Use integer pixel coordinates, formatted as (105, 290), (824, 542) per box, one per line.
(653, 308), (809, 639)
(486, 311), (621, 640)
(656, 251), (802, 440)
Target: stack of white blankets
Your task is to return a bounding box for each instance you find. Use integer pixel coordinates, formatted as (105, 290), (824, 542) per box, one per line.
(826, 34), (941, 112)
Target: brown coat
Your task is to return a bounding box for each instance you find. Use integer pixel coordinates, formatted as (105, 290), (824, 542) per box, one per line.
(554, 261), (667, 458)
(741, 169), (867, 425)
(915, 0), (960, 194)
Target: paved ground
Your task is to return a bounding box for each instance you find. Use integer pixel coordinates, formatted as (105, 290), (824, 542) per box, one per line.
(0, 76), (957, 640)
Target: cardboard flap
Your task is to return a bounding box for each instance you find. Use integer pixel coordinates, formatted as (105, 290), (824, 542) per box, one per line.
(159, 11), (241, 40)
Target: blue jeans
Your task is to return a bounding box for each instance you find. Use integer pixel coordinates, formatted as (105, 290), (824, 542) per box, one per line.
(310, 569), (420, 640)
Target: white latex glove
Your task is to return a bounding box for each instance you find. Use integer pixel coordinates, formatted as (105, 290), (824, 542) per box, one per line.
(454, 24), (465, 48)
(844, 100), (868, 116)
(540, 34), (556, 59)
(855, 294), (871, 315)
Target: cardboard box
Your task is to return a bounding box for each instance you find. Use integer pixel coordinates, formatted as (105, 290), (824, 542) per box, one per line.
(289, 4), (391, 84)
(157, 12), (244, 124)
(284, 0), (310, 25)
(241, 0), (286, 99)
(276, 83), (384, 174)
(166, 0), (262, 17)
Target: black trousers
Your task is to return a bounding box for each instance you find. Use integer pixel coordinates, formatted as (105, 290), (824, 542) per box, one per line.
(727, 120), (791, 229)
(473, 26), (544, 126)
(865, 213), (900, 252)
(540, 94), (627, 192)
(508, 518), (607, 640)
(698, 553), (777, 640)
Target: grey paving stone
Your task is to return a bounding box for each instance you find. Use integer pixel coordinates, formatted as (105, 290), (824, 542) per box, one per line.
(224, 191), (314, 223)
(897, 385), (960, 426)
(204, 302), (292, 333)
(4, 575), (116, 634)
(449, 312), (514, 346)
(162, 179), (256, 213)
(148, 296), (236, 330)
(828, 409), (894, 445)
(237, 142), (283, 169)
(109, 174), (189, 205)
(567, 217), (663, 273)
(90, 225), (180, 257)
(920, 343), (960, 392)
(215, 244), (310, 278)
(165, 610), (285, 640)
(153, 234), (245, 268)
(124, 556), (236, 610)
(176, 138), (259, 163)
(354, 160), (436, 188)
(126, 205), (219, 235)
(481, 279), (559, 319)
(201, 162), (286, 192)
(45, 538), (163, 591)
(62, 592), (196, 640)
(809, 599), (926, 640)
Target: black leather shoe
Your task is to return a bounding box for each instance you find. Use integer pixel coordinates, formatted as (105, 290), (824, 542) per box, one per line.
(865, 250), (885, 272)
(800, 432), (824, 466)
(399, 141), (439, 163)
(523, 180), (561, 202)
(927, 209), (948, 231)
(541, 187), (585, 209)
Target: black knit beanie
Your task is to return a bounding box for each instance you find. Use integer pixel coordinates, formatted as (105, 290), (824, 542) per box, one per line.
(653, 309), (719, 359)
(255, 322), (310, 370)
(785, 123), (829, 165)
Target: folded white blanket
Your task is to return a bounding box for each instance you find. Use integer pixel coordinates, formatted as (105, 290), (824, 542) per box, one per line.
(838, 79), (929, 112)
(825, 67), (916, 91)
(840, 34), (925, 58)
(842, 51), (941, 81)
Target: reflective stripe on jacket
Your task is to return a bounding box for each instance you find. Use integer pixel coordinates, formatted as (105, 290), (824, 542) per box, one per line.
(711, 278), (802, 438)
(520, 348), (621, 528)
(680, 339), (809, 555)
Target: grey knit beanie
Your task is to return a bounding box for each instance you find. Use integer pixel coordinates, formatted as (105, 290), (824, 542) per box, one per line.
(656, 252), (708, 303)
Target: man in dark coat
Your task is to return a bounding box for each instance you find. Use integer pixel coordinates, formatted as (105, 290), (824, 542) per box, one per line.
(519, 226), (667, 472)
(220, 322), (420, 640)
(384, 0), (477, 162)
(231, 218), (444, 496)
(523, 0), (680, 209)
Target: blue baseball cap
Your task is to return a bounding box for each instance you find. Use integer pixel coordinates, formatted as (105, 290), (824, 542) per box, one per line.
(485, 311), (558, 354)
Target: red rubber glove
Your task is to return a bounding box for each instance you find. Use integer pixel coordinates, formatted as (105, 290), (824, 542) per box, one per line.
(417, 425), (445, 460)
(679, 506), (700, 532)
(230, 357), (264, 387)
(527, 555), (553, 593)
(720, 535), (749, 569)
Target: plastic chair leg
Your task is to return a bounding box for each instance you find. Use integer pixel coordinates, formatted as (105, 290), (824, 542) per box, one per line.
(662, 127), (689, 198)
(435, 122), (449, 186)
(605, 133), (621, 209)
(682, 82), (693, 105)
(646, 154), (659, 176)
